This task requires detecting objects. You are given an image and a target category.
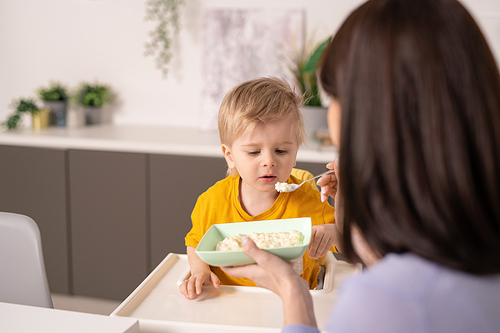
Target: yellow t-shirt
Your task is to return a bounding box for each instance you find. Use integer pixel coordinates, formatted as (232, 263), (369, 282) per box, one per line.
(185, 168), (335, 289)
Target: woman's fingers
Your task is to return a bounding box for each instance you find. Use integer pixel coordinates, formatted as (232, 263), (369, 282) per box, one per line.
(332, 158), (343, 234)
(229, 237), (275, 277)
(332, 158), (339, 175)
(317, 161), (338, 202)
(222, 237), (297, 294)
(241, 236), (267, 263)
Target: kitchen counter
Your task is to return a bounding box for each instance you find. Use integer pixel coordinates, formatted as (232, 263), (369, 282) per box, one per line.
(0, 125), (337, 163)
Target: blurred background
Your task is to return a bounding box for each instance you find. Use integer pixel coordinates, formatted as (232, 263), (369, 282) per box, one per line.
(1, 0), (498, 131)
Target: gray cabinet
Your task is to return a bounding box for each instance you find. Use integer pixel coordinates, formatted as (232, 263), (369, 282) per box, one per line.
(69, 150), (148, 300)
(149, 154), (227, 268)
(0, 145), (69, 294)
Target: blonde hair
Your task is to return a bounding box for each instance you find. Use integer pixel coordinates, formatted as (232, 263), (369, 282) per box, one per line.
(218, 77), (306, 176)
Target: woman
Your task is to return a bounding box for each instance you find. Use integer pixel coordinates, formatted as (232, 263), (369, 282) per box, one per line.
(222, 0), (500, 332)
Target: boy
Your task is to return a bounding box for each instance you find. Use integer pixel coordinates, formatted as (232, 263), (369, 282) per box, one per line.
(180, 77), (338, 300)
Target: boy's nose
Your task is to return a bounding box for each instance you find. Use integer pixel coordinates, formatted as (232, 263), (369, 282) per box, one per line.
(261, 152), (277, 167)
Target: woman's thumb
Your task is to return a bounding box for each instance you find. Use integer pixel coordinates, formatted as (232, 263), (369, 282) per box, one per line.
(242, 236), (264, 262)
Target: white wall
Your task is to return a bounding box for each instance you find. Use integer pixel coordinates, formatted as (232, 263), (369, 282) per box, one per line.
(1, 0), (499, 130)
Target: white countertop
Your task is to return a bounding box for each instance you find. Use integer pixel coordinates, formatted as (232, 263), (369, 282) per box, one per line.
(0, 302), (138, 333)
(0, 125), (337, 163)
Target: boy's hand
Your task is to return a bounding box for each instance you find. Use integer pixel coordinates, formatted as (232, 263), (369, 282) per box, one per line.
(308, 223), (338, 259)
(179, 268), (220, 300)
(180, 246), (220, 299)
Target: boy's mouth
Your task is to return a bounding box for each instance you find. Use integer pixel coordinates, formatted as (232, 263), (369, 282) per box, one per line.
(260, 175), (277, 183)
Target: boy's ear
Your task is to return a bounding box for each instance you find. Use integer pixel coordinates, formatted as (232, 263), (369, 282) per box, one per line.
(221, 144), (236, 169)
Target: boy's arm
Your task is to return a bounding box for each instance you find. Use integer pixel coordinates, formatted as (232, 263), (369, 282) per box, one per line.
(179, 246), (220, 299)
(186, 246), (210, 274)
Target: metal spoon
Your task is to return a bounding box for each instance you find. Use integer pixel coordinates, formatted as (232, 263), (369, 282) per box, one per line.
(275, 170), (335, 193)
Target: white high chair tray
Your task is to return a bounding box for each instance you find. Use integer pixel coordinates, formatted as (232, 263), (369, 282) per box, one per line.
(111, 253), (360, 333)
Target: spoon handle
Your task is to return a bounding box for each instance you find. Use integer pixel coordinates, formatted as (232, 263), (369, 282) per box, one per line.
(299, 170), (335, 186)
(315, 169), (335, 179)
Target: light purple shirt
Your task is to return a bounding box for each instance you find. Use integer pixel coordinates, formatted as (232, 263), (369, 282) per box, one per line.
(283, 253), (500, 333)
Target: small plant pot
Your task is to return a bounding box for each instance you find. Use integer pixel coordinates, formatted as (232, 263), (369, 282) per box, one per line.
(43, 101), (67, 127)
(67, 107), (84, 128)
(32, 108), (50, 130)
(44, 100), (67, 127)
(83, 106), (102, 125)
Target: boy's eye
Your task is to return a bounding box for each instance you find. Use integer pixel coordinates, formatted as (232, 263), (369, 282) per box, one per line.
(248, 151), (260, 155)
(276, 149), (288, 154)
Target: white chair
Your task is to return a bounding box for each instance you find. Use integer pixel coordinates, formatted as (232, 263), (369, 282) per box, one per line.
(0, 212), (53, 308)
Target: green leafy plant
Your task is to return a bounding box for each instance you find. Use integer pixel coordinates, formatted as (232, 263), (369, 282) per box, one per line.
(144, 0), (184, 78)
(289, 36), (331, 107)
(2, 98), (40, 130)
(74, 82), (113, 107)
(37, 82), (69, 101)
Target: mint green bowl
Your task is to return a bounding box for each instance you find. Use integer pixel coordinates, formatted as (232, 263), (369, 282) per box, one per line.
(195, 217), (312, 267)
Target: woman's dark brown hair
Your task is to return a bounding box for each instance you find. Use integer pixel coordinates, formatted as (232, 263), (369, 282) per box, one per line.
(319, 0), (500, 274)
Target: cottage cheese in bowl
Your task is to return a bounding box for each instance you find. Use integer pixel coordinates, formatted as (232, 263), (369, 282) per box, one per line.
(216, 230), (304, 251)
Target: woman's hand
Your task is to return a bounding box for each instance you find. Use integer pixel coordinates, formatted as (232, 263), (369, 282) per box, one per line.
(222, 237), (302, 295)
(222, 237), (317, 328)
(318, 158), (344, 252)
(317, 159), (338, 203)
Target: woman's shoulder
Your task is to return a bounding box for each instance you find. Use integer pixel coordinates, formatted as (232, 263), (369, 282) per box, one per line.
(329, 253), (500, 332)
(345, 253), (498, 299)
(357, 253), (440, 295)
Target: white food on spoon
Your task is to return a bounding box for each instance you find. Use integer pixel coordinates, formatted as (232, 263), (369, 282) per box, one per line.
(275, 182), (295, 192)
(275, 170), (334, 193)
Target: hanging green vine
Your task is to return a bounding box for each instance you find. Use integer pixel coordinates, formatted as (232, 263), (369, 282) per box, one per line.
(144, 0), (184, 78)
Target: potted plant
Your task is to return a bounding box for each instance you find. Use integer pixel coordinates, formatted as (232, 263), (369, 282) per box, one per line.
(288, 36), (331, 140)
(289, 36), (331, 107)
(37, 81), (69, 127)
(73, 82), (114, 125)
(1, 98), (49, 130)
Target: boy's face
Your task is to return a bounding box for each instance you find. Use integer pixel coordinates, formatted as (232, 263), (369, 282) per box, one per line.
(222, 115), (299, 193)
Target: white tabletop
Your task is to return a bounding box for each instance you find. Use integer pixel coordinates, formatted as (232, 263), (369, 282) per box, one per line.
(112, 253), (360, 333)
(0, 302), (138, 333)
(0, 125), (337, 163)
